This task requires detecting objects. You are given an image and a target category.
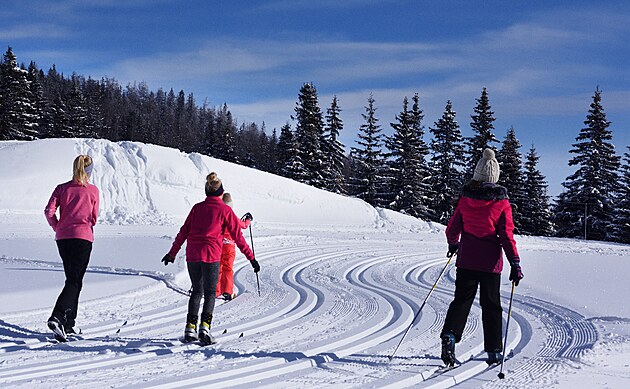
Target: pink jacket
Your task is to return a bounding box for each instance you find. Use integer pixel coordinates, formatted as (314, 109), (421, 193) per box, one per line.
(44, 180), (100, 242)
(169, 196), (255, 263)
(222, 218), (251, 246)
(446, 182), (519, 274)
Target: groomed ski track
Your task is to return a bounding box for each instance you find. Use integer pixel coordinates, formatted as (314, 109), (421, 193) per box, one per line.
(0, 231), (598, 388)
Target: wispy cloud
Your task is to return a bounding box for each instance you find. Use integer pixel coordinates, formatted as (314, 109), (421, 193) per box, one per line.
(0, 23), (68, 40)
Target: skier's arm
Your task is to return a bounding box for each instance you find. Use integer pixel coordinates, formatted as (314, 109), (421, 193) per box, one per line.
(496, 201), (519, 261)
(44, 186), (60, 231)
(227, 210), (254, 260)
(445, 204), (463, 245)
(92, 187), (99, 226)
(168, 207), (194, 258)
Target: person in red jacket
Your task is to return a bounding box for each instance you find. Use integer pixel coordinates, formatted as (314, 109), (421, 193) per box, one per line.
(44, 155), (99, 342)
(440, 148), (524, 366)
(161, 172), (259, 344)
(215, 192), (252, 301)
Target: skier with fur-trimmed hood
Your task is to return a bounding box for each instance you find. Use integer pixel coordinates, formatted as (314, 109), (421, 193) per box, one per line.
(440, 148), (524, 366)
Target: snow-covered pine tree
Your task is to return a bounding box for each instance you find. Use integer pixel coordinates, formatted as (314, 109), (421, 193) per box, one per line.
(214, 103), (238, 162)
(553, 88), (621, 241)
(497, 127), (526, 233)
(349, 94), (386, 206)
(323, 95), (347, 194)
(66, 80), (93, 138)
(276, 123), (293, 172)
(385, 94), (431, 219)
(26, 61), (48, 137)
(48, 93), (74, 138)
(0, 47), (40, 140)
(429, 100), (465, 224)
(520, 145), (554, 236)
(293, 82), (325, 188)
(611, 147), (630, 243)
(465, 87), (499, 180)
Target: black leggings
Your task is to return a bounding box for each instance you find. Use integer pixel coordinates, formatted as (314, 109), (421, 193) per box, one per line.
(51, 239), (93, 328)
(187, 261), (220, 318)
(441, 268), (503, 352)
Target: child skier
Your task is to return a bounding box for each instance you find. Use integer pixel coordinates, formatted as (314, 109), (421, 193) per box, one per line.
(440, 148), (524, 366)
(44, 155), (99, 342)
(161, 173), (260, 344)
(216, 192), (253, 301)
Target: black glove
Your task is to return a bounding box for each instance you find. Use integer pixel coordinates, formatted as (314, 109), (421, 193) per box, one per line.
(161, 254), (175, 266)
(250, 258), (260, 273)
(508, 257), (523, 286)
(241, 212), (253, 222)
(447, 242), (459, 257)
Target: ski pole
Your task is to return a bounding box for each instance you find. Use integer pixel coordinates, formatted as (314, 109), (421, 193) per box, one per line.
(388, 252), (456, 362)
(498, 281), (516, 379)
(248, 225), (261, 297)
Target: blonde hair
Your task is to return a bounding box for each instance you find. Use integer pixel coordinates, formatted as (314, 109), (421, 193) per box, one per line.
(72, 155), (93, 186)
(205, 172), (223, 196)
(222, 192), (233, 207)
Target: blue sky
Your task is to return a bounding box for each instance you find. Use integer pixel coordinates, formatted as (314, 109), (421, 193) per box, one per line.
(2, 0), (629, 196)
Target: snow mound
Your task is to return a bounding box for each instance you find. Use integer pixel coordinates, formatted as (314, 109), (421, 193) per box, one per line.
(0, 138), (432, 229)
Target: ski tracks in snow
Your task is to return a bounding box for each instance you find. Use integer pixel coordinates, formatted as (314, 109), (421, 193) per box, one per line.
(0, 236), (599, 388)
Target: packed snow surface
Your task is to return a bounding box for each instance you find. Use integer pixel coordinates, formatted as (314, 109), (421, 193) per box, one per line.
(0, 139), (628, 388)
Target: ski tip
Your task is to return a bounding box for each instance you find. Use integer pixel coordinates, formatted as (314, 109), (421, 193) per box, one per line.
(116, 329), (121, 334)
(222, 329), (227, 334)
(498, 372), (505, 379)
(239, 332), (244, 338)
(122, 320), (128, 326)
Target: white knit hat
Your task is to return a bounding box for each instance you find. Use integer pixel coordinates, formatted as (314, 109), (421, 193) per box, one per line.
(473, 148), (500, 183)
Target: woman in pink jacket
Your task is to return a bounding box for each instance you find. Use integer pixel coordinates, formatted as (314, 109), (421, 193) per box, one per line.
(440, 149), (524, 367)
(162, 172), (259, 345)
(44, 155), (99, 342)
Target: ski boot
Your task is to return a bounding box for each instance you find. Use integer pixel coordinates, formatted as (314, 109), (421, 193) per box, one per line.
(441, 332), (456, 367)
(222, 292), (233, 301)
(184, 314), (199, 342)
(486, 351), (502, 365)
(198, 313), (216, 345)
(47, 315), (67, 342)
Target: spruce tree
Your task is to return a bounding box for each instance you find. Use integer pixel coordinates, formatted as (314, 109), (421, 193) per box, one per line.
(497, 127), (526, 233)
(0, 47), (40, 140)
(350, 94), (386, 206)
(553, 88), (620, 241)
(385, 95), (431, 219)
(521, 146), (554, 236)
(293, 82), (325, 188)
(612, 147), (630, 243)
(323, 95), (346, 194)
(215, 103), (237, 162)
(465, 87), (498, 179)
(429, 100), (465, 224)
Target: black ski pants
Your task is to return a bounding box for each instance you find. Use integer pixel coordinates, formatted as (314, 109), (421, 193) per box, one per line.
(51, 239), (93, 329)
(187, 261), (220, 320)
(441, 268), (503, 352)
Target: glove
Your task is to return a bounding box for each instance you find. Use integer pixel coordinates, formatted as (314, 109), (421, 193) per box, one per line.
(241, 212), (253, 222)
(250, 258), (260, 273)
(161, 254), (175, 266)
(508, 257), (523, 286)
(447, 242), (459, 257)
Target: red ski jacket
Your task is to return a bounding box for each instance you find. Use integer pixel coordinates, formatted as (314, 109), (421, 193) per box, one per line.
(169, 196), (254, 263)
(445, 182), (519, 274)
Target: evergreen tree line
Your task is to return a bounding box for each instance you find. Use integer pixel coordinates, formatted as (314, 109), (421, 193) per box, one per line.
(1, 48), (628, 243)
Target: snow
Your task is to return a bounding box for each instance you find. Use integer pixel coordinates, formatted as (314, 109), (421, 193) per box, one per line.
(1, 138), (629, 388)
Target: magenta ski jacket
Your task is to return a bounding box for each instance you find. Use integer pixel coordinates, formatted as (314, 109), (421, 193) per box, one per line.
(168, 196), (254, 263)
(446, 182), (519, 274)
(44, 180), (100, 242)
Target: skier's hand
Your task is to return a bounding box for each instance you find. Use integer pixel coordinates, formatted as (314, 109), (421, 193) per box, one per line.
(447, 243), (459, 257)
(241, 212), (253, 222)
(161, 254), (175, 266)
(250, 258), (260, 273)
(509, 264), (523, 286)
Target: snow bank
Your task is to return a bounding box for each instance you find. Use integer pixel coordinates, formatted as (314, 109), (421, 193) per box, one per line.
(0, 139), (428, 229)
